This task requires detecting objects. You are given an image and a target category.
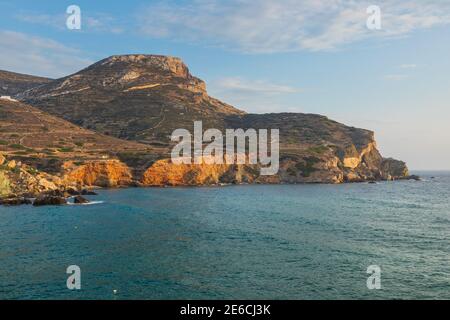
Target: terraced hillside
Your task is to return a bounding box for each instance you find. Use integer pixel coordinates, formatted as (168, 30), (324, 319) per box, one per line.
(0, 98), (161, 175)
(0, 70), (51, 96)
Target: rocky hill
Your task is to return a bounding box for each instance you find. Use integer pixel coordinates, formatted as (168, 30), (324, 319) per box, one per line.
(19, 55), (243, 146)
(0, 70), (51, 96)
(0, 54), (413, 202)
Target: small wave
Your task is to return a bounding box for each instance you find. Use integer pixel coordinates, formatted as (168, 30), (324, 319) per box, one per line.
(68, 201), (104, 206)
(433, 217), (450, 224)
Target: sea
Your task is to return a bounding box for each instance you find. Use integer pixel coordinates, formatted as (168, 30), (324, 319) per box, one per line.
(0, 171), (449, 300)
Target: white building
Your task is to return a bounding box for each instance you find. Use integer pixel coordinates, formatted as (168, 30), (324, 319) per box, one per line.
(0, 96), (18, 102)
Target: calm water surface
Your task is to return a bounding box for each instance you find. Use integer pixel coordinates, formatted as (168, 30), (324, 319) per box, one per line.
(0, 171), (449, 299)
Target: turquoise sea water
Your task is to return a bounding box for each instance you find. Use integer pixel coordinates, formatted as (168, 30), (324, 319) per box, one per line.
(0, 171), (449, 300)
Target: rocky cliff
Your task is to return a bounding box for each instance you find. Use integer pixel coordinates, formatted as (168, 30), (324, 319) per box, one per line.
(139, 146), (409, 187)
(141, 157), (262, 186)
(62, 160), (133, 187)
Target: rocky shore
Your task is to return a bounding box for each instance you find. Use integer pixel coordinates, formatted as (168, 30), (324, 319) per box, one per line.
(0, 151), (419, 206)
(0, 153), (97, 206)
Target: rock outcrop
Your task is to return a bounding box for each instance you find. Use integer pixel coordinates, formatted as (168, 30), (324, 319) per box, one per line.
(381, 158), (409, 180)
(0, 170), (11, 197)
(140, 143), (409, 186)
(141, 157), (261, 186)
(74, 195), (89, 204)
(33, 195), (67, 206)
(63, 160), (133, 187)
(0, 154), (102, 205)
(0, 197), (32, 206)
(0, 154), (65, 197)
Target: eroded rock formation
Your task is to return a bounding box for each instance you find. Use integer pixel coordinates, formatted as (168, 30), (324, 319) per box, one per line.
(63, 160), (133, 187)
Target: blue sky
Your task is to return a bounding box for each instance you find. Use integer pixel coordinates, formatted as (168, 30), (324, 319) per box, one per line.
(1, 0), (449, 170)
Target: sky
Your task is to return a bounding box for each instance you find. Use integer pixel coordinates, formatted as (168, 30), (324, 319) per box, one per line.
(0, 0), (449, 170)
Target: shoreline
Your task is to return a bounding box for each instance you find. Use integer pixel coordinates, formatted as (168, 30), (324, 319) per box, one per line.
(0, 174), (422, 207)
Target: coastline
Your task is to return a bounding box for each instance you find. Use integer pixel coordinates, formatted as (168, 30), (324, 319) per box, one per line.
(0, 173), (421, 207)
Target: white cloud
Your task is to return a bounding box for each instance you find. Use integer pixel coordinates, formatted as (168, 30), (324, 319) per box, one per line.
(209, 77), (301, 113)
(137, 0), (450, 53)
(399, 64), (417, 69)
(15, 12), (124, 34)
(84, 14), (125, 34)
(384, 74), (408, 80)
(0, 30), (92, 78)
(15, 13), (66, 30)
(213, 77), (300, 94)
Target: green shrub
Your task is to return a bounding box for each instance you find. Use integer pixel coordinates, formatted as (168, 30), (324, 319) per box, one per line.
(11, 166), (21, 174)
(295, 156), (320, 177)
(13, 151), (30, 155)
(9, 144), (26, 150)
(307, 145), (329, 155)
(27, 167), (38, 175)
(42, 148), (55, 154)
(287, 167), (297, 177)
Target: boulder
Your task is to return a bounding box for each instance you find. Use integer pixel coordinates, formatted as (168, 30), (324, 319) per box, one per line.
(38, 178), (57, 191)
(66, 187), (81, 196)
(407, 175), (421, 181)
(33, 196), (67, 206)
(7, 160), (16, 169)
(0, 197), (32, 206)
(74, 195), (89, 204)
(81, 189), (97, 195)
(344, 172), (364, 183)
(45, 189), (65, 197)
(381, 158), (409, 179)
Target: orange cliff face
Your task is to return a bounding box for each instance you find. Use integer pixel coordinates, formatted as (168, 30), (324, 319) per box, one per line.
(142, 159), (227, 186)
(57, 148), (411, 189)
(63, 160), (133, 187)
(141, 157), (267, 186)
(61, 157), (266, 188)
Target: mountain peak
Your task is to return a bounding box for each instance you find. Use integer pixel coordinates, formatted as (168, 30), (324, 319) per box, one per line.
(17, 54), (244, 144)
(18, 53), (213, 101)
(39, 53), (208, 95)
(96, 54), (191, 78)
